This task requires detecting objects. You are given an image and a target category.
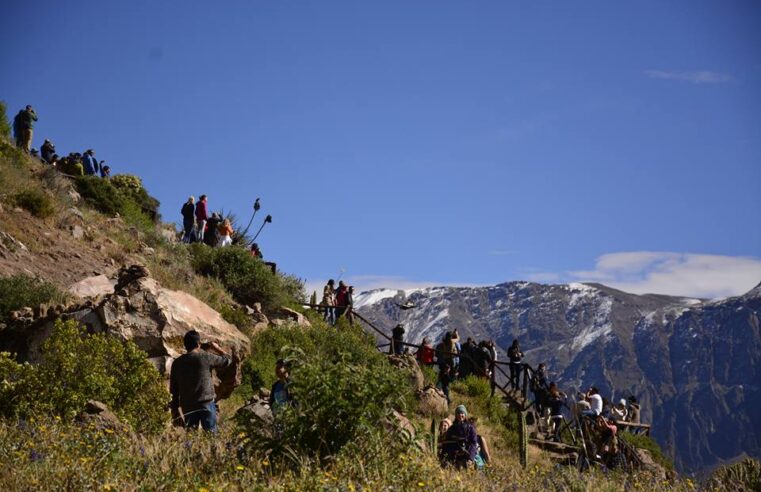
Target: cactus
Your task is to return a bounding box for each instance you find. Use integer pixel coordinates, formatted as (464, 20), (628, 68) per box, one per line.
(519, 410), (528, 469)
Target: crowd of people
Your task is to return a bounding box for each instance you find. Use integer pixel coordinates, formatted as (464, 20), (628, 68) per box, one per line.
(320, 279), (355, 326)
(12, 104), (112, 178)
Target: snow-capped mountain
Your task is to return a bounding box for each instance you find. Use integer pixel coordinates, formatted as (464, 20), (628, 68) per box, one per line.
(355, 281), (761, 473)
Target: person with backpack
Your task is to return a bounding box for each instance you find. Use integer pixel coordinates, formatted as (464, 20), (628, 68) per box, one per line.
(195, 195), (209, 242)
(547, 382), (566, 442)
(436, 332), (454, 370)
(391, 323), (405, 355)
(204, 212), (222, 247)
(531, 363), (549, 418)
(458, 338), (477, 379)
(507, 339), (524, 390)
(14, 105), (37, 152)
(180, 196), (196, 243)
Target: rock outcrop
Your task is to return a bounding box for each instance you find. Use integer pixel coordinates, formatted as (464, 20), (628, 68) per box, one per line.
(388, 353), (425, 392)
(416, 384), (449, 417)
(1, 265), (251, 400)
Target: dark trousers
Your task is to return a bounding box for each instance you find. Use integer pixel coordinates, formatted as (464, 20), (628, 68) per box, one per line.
(509, 362), (522, 389)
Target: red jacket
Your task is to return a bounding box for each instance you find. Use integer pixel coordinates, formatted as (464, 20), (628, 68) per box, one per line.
(416, 345), (435, 364)
(195, 200), (208, 222)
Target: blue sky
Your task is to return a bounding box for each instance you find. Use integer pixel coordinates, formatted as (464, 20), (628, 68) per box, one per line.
(2, 1), (760, 298)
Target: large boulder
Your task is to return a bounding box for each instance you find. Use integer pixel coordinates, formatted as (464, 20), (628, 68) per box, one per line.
(1, 265), (251, 400)
(387, 353), (425, 391)
(69, 274), (116, 299)
(416, 384), (449, 417)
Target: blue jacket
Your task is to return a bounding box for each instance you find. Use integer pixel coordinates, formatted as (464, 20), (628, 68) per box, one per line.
(82, 154), (99, 175)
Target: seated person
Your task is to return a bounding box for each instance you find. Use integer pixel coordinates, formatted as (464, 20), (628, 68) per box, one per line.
(441, 405), (478, 470)
(611, 398), (628, 422)
(581, 387), (603, 418)
(593, 415), (618, 460)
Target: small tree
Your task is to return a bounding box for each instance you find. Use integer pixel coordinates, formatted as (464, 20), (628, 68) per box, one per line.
(0, 101), (11, 139)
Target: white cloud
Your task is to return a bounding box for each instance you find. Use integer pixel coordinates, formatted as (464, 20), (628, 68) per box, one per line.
(570, 252), (761, 299)
(644, 70), (732, 84)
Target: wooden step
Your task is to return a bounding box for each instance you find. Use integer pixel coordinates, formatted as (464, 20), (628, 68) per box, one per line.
(529, 438), (581, 456)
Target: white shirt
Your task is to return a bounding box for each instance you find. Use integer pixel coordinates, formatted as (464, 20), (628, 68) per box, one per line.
(589, 394), (603, 415)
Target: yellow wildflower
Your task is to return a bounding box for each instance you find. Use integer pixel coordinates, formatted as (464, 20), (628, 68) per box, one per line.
(417, 482), (426, 487)
(236, 465), (245, 471)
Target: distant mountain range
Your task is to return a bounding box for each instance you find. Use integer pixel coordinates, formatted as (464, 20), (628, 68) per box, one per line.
(354, 281), (761, 473)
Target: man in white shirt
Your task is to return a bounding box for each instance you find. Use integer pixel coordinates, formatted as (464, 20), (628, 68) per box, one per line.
(582, 387), (603, 417)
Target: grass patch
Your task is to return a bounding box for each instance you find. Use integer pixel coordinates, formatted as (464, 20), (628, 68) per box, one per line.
(12, 188), (55, 219)
(0, 274), (67, 320)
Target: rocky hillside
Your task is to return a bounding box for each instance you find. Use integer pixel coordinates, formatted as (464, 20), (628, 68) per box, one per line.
(355, 281), (761, 473)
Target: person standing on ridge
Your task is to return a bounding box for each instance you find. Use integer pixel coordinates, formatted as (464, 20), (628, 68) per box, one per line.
(195, 195), (209, 242)
(170, 330), (231, 432)
(391, 323), (405, 355)
(181, 196), (196, 243)
(218, 218), (234, 247)
(507, 339), (524, 390)
(14, 105), (38, 152)
(322, 279), (336, 325)
(334, 280), (349, 321)
(82, 149), (99, 176)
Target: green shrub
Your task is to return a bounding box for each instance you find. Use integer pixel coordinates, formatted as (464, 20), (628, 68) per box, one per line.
(237, 323), (414, 466)
(619, 432), (674, 472)
(110, 174), (160, 220)
(189, 244), (303, 311)
(12, 188), (55, 218)
(217, 304), (251, 330)
(0, 101), (11, 139)
(707, 458), (761, 491)
(0, 274), (66, 320)
(74, 175), (158, 229)
(0, 319), (169, 433)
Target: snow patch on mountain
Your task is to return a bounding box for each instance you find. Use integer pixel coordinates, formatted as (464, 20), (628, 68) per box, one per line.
(354, 289), (399, 309)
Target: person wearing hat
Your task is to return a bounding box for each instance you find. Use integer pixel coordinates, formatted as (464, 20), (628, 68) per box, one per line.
(441, 405), (478, 469)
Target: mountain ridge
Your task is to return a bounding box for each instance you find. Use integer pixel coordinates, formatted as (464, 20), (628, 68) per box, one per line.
(355, 279), (761, 473)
